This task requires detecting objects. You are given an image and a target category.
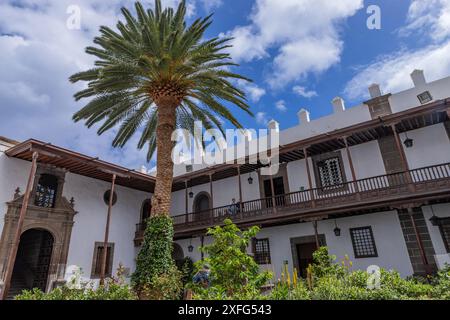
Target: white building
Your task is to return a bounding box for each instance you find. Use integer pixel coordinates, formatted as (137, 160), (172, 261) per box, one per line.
(0, 70), (450, 298)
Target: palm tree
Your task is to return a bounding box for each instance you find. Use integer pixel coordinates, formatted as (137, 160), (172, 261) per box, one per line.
(70, 0), (252, 217)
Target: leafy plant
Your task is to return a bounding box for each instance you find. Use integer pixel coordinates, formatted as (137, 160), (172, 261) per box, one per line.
(191, 219), (272, 300)
(132, 215), (182, 299)
(15, 265), (136, 300)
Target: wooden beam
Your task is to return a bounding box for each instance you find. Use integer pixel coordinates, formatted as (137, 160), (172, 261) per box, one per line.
(100, 173), (116, 286)
(1, 151), (39, 300)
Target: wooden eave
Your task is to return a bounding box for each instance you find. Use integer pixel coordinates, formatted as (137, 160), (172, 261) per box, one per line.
(5, 139), (156, 193)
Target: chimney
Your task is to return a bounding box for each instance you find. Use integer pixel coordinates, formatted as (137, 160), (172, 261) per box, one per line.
(243, 129), (253, 141)
(332, 97), (345, 113)
(297, 108), (310, 124)
(411, 69), (426, 87)
(267, 119), (279, 132)
(368, 83), (382, 98)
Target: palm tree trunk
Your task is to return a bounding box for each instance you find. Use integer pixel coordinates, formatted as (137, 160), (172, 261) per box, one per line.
(151, 100), (177, 216)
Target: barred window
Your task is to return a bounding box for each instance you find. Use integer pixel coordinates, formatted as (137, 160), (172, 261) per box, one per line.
(317, 157), (343, 188)
(35, 174), (58, 208)
(350, 227), (378, 258)
(254, 238), (271, 264)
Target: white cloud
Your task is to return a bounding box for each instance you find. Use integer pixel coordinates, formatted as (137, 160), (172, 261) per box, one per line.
(344, 41), (450, 100)
(400, 0), (450, 42)
(256, 112), (268, 125)
(292, 85), (318, 98)
(198, 0), (223, 12)
(236, 79), (266, 103)
(0, 0), (206, 169)
(344, 0), (450, 101)
(275, 100), (287, 112)
(224, 0), (363, 88)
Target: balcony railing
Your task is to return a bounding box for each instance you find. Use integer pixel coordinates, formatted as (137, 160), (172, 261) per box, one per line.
(169, 162), (450, 234)
(132, 163), (450, 243)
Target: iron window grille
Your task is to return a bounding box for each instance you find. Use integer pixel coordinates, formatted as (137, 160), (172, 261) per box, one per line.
(254, 238), (271, 264)
(350, 226), (378, 258)
(34, 174), (58, 208)
(317, 157), (344, 189)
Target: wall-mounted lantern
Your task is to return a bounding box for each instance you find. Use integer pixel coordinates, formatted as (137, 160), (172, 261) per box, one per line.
(403, 132), (414, 148)
(333, 220), (341, 237)
(248, 173), (254, 184)
(429, 206), (440, 226)
(189, 191), (194, 198)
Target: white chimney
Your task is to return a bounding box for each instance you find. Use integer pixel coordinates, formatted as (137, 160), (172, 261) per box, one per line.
(411, 69), (426, 87)
(243, 129), (253, 142)
(368, 83), (382, 98)
(297, 108), (310, 124)
(332, 97), (345, 113)
(267, 119), (279, 132)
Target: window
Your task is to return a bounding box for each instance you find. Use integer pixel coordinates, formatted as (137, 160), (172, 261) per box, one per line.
(185, 165), (193, 173)
(35, 174), (58, 208)
(253, 238), (271, 264)
(103, 190), (117, 206)
(438, 218), (450, 253)
(417, 91), (433, 104)
(317, 157), (344, 188)
(91, 242), (114, 278)
(350, 227), (378, 258)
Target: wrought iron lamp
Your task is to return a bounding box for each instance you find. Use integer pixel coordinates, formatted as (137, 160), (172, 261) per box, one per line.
(248, 174), (254, 184)
(429, 206), (440, 226)
(403, 132), (414, 148)
(333, 220), (341, 237)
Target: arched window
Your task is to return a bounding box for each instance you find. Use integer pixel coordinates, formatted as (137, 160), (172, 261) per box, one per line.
(193, 192), (211, 213)
(35, 174), (58, 208)
(141, 199), (152, 222)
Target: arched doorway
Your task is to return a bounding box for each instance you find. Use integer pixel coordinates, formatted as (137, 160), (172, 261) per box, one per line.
(193, 192), (211, 213)
(193, 192), (211, 221)
(172, 243), (184, 269)
(9, 229), (54, 297)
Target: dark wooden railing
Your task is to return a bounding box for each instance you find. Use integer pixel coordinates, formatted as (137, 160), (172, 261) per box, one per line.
(170, 162), (450, 233)
(133, 162), (450, 240)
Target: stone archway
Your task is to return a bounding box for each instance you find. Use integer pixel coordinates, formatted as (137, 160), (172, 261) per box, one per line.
(0, 166), (76, 295)
(9, 229), (54, 297)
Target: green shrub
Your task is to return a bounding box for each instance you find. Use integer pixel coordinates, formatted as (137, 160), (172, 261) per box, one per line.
(132, 215), (182, 299)
(270, 281), (310, 300)
(431, 265), (450, 300)
(191, 219), (272, 300)
(15, 266), (137, 300)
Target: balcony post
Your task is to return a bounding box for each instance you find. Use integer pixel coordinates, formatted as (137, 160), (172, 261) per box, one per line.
(269, 163), (277, 213)
(303, 147), (316, 208)
(343, 137), (360, 199)
(391, 124), (415, 191)
(209, 173), (214, 223)
(237, 166), (243, 219)
(100, 173), (116, 286)
(313, 220), (320, 250)
(184, 180), (189, 223)
(1, 151), (39, 300)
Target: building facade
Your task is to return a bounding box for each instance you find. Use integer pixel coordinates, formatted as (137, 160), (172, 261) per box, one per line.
(1, 70), (450, 297)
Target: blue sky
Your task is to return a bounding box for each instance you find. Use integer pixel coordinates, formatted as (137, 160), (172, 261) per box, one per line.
(1, 0), (450, 170)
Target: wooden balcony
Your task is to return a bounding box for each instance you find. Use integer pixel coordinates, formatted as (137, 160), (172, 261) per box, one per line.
(134, 162), (450, 243)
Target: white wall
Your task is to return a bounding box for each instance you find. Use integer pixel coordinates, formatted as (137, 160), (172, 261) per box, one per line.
(176, 211), (414, 279)
(402, 124), (450, 170)
(422, 203), (450, 269)
(389, 76), (450, 113)
(63, 172), (149, 279)
(0, 150), (30, 237)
